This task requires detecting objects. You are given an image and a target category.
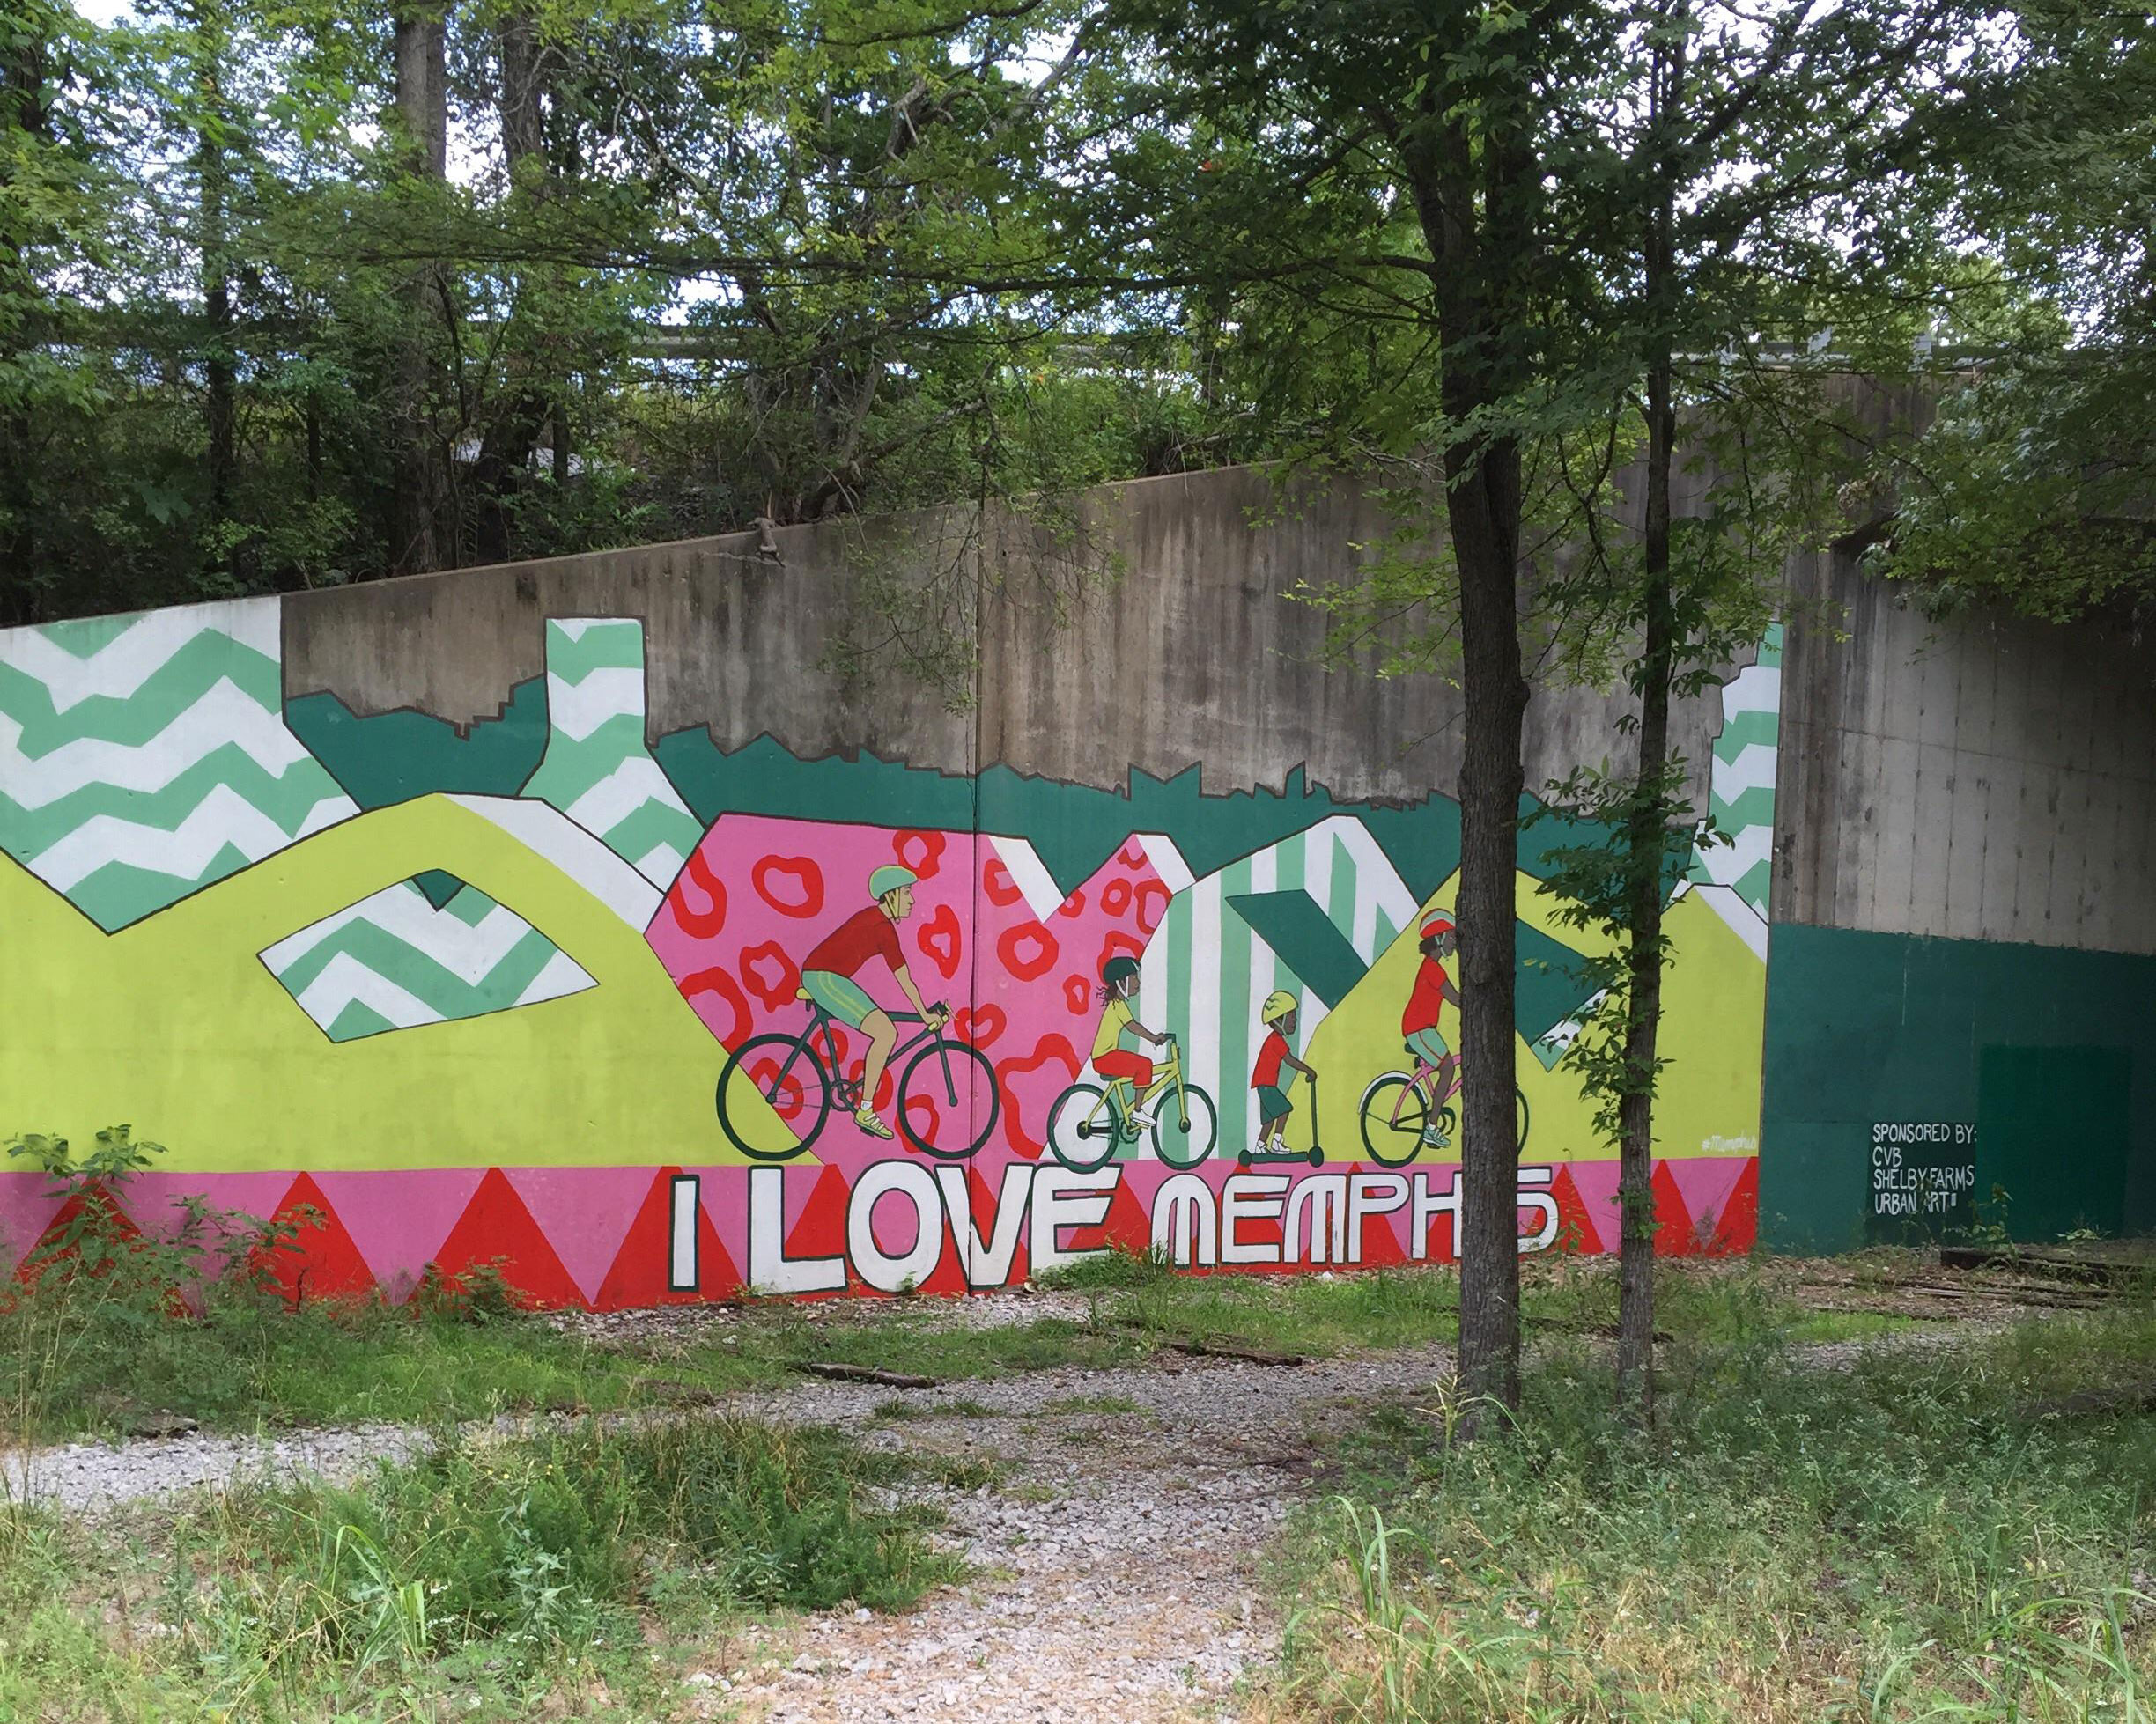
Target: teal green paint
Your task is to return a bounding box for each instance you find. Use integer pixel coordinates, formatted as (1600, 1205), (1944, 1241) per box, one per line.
(1762, 925), (2156, 1251)
(657, 733), (977, 833)
(325, 999), (396, 1043)
(1977, 1046), (2130, 1238)
(413, 870), (463, 910)
(1226, 891), (1369, 1009)
(2, 631), (284, 746)
(1514, 921), (1601, 1048)
(35, 611), (144, 659)
(0, 744), (343, 860)
(284, 677), (549, 809)
(65, 841), (252, 932)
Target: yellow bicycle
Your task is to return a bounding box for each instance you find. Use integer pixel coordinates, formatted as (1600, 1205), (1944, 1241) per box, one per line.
(1045, 1033), (1218, 1172)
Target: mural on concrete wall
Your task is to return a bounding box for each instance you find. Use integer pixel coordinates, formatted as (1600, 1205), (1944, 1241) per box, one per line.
(1, 596), (1771, 1306)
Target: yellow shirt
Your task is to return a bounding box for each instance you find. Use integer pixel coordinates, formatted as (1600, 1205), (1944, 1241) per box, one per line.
(1093, 998), (1135, 1063)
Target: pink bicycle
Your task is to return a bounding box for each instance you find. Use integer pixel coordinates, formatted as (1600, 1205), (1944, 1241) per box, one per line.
(1356, 1045), (1529, 1166)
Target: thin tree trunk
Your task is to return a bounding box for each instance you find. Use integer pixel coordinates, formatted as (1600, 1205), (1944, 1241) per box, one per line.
(1615, 7), (1689, 1421)
(0, 21), (51, 618)
(390, 8), (447, 576)
(196, 26), (234, 533)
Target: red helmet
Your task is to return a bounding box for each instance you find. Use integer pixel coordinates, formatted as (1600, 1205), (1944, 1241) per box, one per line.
(1421, 911), (1455, 939)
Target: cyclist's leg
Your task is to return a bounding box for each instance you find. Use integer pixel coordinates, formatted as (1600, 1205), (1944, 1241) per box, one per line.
(801, 969), (892, 1134)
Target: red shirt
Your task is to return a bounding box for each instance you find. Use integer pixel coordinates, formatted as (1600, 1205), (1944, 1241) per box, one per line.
(803, 906), (903, 978)
(1402, 957), (1449, 1036)
(1251, 1028), (1290, 1089)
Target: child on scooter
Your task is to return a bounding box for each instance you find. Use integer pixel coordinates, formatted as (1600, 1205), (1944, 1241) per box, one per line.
(1251, 990), (1315, 1154)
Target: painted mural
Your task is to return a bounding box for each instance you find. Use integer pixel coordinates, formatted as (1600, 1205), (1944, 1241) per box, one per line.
(0, 598), (1774, 1306)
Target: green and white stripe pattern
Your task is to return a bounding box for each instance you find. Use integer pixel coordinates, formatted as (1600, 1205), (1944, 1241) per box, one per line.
(258, 877), (595, 1042)
(1136, 816), (1419, 1158)
(1687, 623), (1782, 955)
(0, 599), (357, 931)
(521, 619), (703, 891)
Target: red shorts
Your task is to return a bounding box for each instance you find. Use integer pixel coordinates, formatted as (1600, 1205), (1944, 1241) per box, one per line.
(1096, 1050), (1155, 1090)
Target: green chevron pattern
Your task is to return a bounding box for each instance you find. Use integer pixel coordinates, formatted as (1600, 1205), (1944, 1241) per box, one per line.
(521, 619), (704, 893)
(258, 876), (595, 1042)
(0, 600), (357, 930)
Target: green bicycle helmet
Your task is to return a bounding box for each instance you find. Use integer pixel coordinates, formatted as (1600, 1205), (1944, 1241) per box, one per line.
(868, 864), (918, 901)
(1102, 954), (1141, 989)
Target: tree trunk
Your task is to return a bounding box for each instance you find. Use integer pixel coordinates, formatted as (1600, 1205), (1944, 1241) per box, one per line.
(196, 31), (235, 534)
(0, 19), (51, 618)
(1451, 440), (1530, 1426)
(390, 8), (447, 575)
(1614, 2), (1690, 1426)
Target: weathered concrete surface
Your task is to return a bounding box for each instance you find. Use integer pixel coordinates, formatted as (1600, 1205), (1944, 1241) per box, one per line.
(284, 463), (1737, 808)
(1776, 549), (2156, 955)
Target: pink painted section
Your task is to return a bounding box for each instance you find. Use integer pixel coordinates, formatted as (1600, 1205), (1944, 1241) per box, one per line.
(0, 1172), (68, 1275)
(1666, 1155), (1750, 1236)
(314, 1168), (485, 1296)
(506, 1167), (657, 1305)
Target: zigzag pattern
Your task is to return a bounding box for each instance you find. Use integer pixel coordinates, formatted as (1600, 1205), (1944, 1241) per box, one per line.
(1691, 623), (1783, 924)
(260, 877), (595, 1042)
(521, 620), (703, 891)
(0, 600), (358, 929)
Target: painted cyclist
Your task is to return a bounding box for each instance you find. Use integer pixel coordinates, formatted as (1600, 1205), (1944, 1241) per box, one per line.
(796, 864), (949, 1141)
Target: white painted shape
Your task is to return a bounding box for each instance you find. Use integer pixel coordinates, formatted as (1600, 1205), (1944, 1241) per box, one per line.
(513, 947), (598, 1006)
(562, 756), (693, 838)
(1220, 1173), (1288, 1265)
(1687, 882), (1770, 961)
(934, 1163), (1030, 1288)
(262, 883), (536, 983)
(1027, 1168), (1115, 1274)
(548, 617), (636, 646)
(848, 1160), (947, 1293)
(1188, 878), (1222, 1115)
(1, 598), (278, 713)
(1712, 742), (1780, 800)
(0, 680), (318, 808)
(292, 952), (443, 1033)
(668, 1176), (699, 1291)
(1720, 663), (1782, 716)
(1326, 818), (1418, 955)
(1702, 823), (1773, 881)
(987, 834), (1064, 922)
(1135, 832), (1193, 893)
(28, 782), (354, 891)
(543, 667), (646, 740)
(447, 794), (663, 928)
(745, 1167), (845, 1295)
(631, 843), (687, 888)
(1151, 1173), (1217, 1267)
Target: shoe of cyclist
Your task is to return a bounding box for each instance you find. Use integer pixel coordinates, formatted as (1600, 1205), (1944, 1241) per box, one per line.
(1421, 1124), (1450, 1148)
(1128, 1103), (1158, 1129)
(853, 1106), (896, 1140)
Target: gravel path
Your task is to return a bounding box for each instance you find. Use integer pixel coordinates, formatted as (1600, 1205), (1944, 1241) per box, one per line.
(3, 1289), (2034, 1723)
(718, 1345), (1459, 1724)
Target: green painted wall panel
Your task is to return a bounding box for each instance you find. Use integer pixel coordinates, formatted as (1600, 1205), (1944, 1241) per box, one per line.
(1761, 924), (2156, 1250)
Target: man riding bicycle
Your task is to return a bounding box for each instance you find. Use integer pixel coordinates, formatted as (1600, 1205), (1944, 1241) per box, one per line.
(798, 864), (949, 1142)
(1402, 910), (1461, 1148)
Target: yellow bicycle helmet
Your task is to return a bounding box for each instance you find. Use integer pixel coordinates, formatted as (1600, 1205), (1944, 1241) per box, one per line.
(1260, 990), (1297, 1025)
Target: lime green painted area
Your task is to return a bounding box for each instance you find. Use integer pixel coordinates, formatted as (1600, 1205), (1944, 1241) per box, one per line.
(1, 796), (781, 1171)
(1308, 870), (1765, 1167)
(1761, 925), (2156, 1250)
(284, 677), (550, 808)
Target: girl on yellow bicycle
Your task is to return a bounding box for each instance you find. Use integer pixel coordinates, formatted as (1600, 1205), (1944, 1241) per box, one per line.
(1092, 955), (1173, 1129)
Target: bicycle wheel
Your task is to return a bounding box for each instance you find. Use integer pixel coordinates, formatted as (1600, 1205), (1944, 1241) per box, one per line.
(1358, 1072), (1428, 1168)
(1156, 1077), (1224, 1172)
(895, 1039), (1000, 1160)
(1151, 1083), (1217, 1168)
(716, 1032), (831, 1160)
(1045, 1083), (1117, 1174)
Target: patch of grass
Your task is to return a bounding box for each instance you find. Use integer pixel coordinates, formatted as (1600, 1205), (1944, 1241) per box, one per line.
(732, 1311), (1146, 1382)
(0, 1415), (957, 1720)
(1035, 1243), (1179, 1291)
(1041, 1393), (1144, 1416)
(1266, 1299), (2156, 1723)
